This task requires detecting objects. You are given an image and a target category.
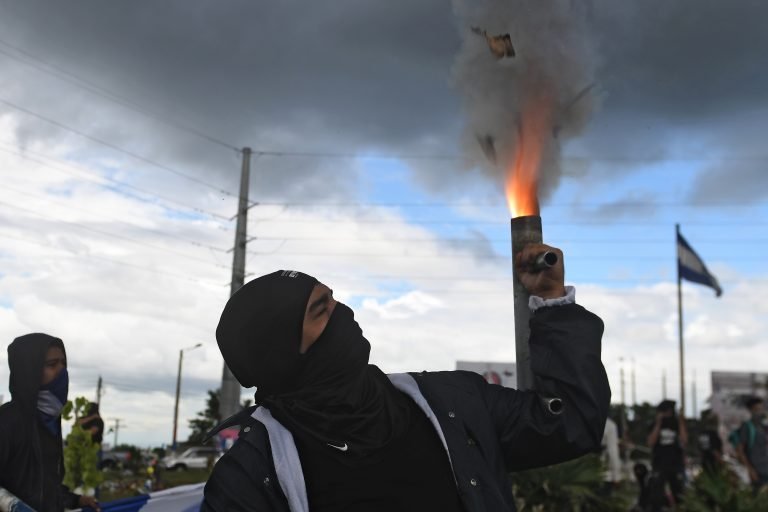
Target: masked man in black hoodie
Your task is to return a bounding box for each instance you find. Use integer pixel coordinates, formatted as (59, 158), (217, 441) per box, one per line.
(0, 333), (100, 512)
(203, 244), (610, 512)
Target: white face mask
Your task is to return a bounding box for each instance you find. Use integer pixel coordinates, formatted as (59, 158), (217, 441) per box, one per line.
(37, 390), (65, 417)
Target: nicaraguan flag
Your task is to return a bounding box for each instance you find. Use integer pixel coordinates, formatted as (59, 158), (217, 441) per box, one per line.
(81, 483), (204, 512)
(677, 231), (722, 297)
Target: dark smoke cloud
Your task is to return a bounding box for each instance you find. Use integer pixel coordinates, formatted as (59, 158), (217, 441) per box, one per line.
(0, 0), (766, 205)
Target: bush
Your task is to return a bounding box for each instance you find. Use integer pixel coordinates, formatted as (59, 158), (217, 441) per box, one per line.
(680, 468), (768, 512)
(62, 397), (103, 491)
(511, 454), (626, 512)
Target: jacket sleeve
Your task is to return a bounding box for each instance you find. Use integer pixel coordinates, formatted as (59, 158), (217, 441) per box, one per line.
(480, 303), (610, 471)
(0, 418), (8, 481)
(60, 485), (81, 509)
(202, 420), (289, 512)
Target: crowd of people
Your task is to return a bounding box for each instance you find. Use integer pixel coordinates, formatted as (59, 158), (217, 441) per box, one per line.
(600, 396), (768, 511)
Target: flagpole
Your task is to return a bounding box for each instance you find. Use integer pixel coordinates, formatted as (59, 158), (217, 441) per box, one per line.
(676, 223), (686, 417)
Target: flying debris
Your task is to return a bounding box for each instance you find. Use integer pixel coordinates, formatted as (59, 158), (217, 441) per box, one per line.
(471, 27), (515, 59)
(476, 134), (497, 164)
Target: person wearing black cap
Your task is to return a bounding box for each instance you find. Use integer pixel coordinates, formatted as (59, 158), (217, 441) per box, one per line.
(203, 244), (610, 512)
(0, 333), (100, 511)
(646, 399), (687, 507)
(696, 409), (722, 475)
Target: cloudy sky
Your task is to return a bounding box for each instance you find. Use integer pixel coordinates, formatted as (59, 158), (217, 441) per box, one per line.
(0, 0), (766, 447)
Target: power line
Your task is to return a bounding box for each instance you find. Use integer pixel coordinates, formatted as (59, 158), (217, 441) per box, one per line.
(255, 200), (761, 209)
(248, 218), (768, 226)
(248, 148), (768, 163)
(0, 230), (223, 287)
(247, 235), (768, 244)
(0, 96), (238, 197)
(0, 142), (233, 222)
(2, 184), (230, 254)
(0, 199), (231, 270)
(2, 37), (767, 170)
(0, 38), (240, 152)
(245, 250), (763, 261)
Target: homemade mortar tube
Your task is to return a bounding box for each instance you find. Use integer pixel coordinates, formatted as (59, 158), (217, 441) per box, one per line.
(511, 215), (545, 390)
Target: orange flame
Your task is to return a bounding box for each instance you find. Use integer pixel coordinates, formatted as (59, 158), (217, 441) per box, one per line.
(505, 91), (554, 217)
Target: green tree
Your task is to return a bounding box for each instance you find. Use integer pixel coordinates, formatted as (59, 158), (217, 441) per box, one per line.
(62, 396), (103, 491)
(187, 389), (221, 445)
(187, 389), (255, 445)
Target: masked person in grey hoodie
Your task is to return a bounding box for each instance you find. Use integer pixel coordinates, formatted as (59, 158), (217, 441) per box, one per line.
(0, 333), (100, 512)
(203, 244), (611, 512)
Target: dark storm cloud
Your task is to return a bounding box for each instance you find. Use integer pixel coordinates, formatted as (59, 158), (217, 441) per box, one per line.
(690, 161), (768, 204)
(0, 0), (460, 201)
(580, 0), (768, 203)
(1, 0), (766, 203)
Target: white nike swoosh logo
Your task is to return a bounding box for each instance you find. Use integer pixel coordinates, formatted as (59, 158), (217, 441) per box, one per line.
(327, 442), (348, 452)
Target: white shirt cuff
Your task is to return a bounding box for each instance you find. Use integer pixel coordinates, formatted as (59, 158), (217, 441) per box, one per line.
(529, 285), (576, 312)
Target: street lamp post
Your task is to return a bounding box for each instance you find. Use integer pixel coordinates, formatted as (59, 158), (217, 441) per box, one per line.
(172, 343), (202, 451)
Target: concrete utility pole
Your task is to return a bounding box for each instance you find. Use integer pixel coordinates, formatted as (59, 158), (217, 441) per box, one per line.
(662, 369), (668, 399)
(96, 375), (103, 405)
(220, 147), (252, 420)
(692, 369), (698, 419)
(631, 358), (637, 407)
(172, 343), (202, 450)
(109, 418), (122, 447)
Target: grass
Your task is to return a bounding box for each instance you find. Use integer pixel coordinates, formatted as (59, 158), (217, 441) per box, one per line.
(98, 468), (210, 502)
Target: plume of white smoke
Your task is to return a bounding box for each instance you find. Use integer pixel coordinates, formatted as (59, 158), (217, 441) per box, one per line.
(452, 0), (599, 201)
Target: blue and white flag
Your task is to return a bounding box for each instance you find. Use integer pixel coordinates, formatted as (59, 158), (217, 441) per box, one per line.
(86, 483), (204, 512)
(677, 231), (722, 297)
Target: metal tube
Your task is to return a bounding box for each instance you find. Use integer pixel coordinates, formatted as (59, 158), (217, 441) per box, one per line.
(534, 251), (558, 271)
(511, 215), (543, 390)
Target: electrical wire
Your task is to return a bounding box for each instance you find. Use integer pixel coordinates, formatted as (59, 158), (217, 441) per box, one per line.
(0, 38), (240, 152)
(0, 96), (238, 197)
(245, 250), (763, 261)
(254, 200), (762, 209)
(248, 218), (768, 226)
(246, 235), (768, 244)
(0, 230), (223, 287)
(0, 199), (231, 270)
(2, 184), (230, 254)
(0, 142), (233, 222)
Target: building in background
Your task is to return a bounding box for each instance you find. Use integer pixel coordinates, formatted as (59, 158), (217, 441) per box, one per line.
(710, 371), (768, 433)
(456, 361), (517, 389)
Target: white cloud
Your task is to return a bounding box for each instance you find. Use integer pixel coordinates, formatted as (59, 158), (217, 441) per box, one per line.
(0, 141), (766, 446)
(362, 291), (444, 320)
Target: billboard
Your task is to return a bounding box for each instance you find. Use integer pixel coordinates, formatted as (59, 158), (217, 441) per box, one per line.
(456, 361), (517, 389)
(710, 371), (768, 432)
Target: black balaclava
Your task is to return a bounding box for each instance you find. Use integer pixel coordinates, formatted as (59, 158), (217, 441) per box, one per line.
(216, 270), (411, 465)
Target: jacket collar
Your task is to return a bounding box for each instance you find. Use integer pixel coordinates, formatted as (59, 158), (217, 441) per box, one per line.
(251, 373), (453, 512)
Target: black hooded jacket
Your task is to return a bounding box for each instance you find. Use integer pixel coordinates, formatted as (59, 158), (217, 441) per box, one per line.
(204, 303), (611, 512)
(0, 333), (80, 511)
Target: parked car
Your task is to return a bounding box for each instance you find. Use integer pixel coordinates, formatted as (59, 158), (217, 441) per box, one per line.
(162, 446), (218, 471)
(99, 450), (132, 470)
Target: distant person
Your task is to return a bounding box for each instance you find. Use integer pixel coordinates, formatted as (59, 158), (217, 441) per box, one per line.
(735, 397), (768, 492)
(77, 402), (105, 446)
(0, 333), (100, 511)
(697, 409), (723, 475)
(646, 400), (687, 508)
(202, 244), (611, 511)
(601, 416), (623, 494)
